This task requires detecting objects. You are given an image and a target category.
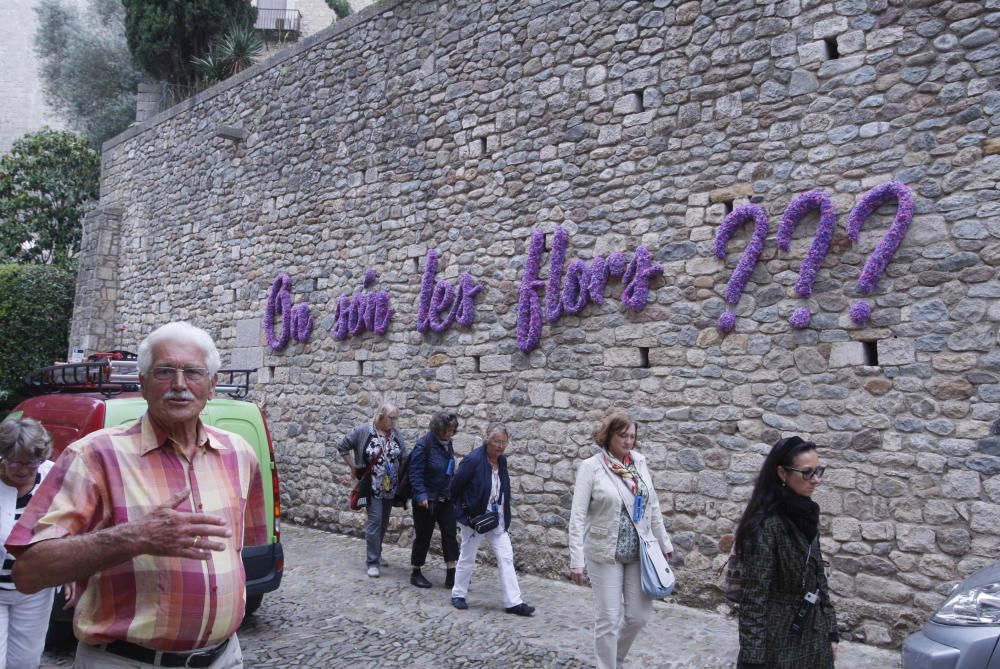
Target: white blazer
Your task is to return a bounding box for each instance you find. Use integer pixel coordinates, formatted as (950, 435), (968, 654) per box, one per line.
(569, 450), (673, 570)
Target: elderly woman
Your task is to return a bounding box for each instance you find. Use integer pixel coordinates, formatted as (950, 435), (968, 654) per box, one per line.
(338, 403), (407, 578)
(408, 411), (460, 589)
(735, 435), (838, 669)
(0, 418), (56, 669)
(449, 423), (534, 616)
(569, 409), (674, 669)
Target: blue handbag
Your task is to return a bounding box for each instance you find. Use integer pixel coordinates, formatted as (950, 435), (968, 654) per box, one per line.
(640, 538), (675, 598)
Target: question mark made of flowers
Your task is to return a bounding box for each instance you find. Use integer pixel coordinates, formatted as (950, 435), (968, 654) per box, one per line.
(845, 180), (915, 325)
(713, 204), (770, 333)
(776, 190), (838, 329)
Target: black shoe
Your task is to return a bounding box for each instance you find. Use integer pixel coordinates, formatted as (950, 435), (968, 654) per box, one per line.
(451, 597), (468, 610)
(445, 568), (456, 588)
(410, 572), (432, 588)
(505, 603), (535, 616)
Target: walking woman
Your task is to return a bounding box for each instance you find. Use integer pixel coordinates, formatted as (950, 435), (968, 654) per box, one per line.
(337, 403), (407, 578)
(568, 409), (674, 669)
(735, 435), (838, 669)
(409, 412), (460, 589)
(0, 418), (56, 669)
(449, 423), (534, 616)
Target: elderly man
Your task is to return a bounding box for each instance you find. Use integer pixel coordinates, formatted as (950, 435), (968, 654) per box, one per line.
(7, 321), (265, 668)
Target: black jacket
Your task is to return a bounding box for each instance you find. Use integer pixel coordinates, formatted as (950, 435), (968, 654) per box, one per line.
(450, 445), (512, 531)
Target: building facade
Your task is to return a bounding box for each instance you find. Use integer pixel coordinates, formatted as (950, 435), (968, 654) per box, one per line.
(73, 0), (1000, 648)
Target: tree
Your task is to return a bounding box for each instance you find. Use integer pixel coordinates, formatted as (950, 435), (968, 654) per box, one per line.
(0, 129), (100, 267)
(34, 0), (143, 148)
(123, 0), (256, 87)
(0, 264), (76, 410)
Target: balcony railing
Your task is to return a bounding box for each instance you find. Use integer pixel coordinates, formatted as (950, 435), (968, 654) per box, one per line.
(254, 8), (302, 34)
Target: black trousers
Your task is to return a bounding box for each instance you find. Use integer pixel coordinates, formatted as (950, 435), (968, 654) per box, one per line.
(410, 499), (459, 567)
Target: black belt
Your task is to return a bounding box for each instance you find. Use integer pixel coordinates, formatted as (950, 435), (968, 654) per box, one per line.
(100, 637), (230, 668)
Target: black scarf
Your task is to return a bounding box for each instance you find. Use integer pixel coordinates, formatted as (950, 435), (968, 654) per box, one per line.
(779, 488), (820, 541)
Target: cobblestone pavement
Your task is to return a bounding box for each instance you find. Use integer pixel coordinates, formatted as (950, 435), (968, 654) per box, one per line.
(43, 523), (902, 668)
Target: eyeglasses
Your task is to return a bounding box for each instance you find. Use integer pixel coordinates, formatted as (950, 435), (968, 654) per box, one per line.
(782, 465), (826, 480)
(0, 458), (46, 469)
(150, 366), (210, 382)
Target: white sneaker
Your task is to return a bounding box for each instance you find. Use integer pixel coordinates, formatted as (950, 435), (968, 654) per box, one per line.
(367, 565), (380, 578)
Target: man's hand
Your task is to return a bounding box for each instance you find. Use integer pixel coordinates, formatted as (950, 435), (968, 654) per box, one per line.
(418, 499), (429, 509)
(62, 582), (80, 610)
(128, 489), (231, 560)
(570, 567), (586, 585)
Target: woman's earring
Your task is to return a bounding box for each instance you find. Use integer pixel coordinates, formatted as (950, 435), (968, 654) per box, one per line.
(781, 478), (787, 488)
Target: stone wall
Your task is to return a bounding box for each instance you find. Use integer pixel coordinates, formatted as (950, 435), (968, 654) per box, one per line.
(78, 0), (1000, 648)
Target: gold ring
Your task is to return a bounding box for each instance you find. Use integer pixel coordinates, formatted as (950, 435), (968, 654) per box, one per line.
(193, 537), (200, 549)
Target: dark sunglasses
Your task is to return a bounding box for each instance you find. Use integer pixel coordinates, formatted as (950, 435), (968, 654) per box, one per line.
(782, 465), (826, 480)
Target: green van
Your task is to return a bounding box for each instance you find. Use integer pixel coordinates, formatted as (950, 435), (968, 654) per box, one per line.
(7, 357), (283, 620)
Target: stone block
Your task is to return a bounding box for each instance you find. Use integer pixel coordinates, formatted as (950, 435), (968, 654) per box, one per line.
(971, 502), (1000, 534)
(439, 388), (463, 407)
(813, 16), (847, 40)
(797, 40), (829, 65)
(896, 525), (936, 553)
(941, 470), (981, 499)
(877, 339), (915, 366)
(479, 355), (511, 372)
(860, 521), (895, 541)
(235, 318), (261, 347)
(230, 347), (263, 370)
(603, 347), (642, 367)
(527, 382), (554, 407)
(832, 517), (861, 541)
(829, 341), (865, 368)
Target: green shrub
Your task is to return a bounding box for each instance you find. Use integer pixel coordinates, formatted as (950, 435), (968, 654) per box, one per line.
(327, 0), (352, 19)
(0, 265), (76, 409)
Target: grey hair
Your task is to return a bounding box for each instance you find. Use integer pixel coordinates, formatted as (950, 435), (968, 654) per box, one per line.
(428, 411), (458, 438)
(484, 422), (509, 443)
(372, 403), (398, 426)
(0, 417), (53, 463)
(137, 322), (221, 375)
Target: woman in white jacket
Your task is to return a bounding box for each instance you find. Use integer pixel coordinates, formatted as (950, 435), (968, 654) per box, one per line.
(568, 409), (674, 669)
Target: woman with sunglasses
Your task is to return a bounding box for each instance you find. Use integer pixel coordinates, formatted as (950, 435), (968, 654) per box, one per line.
(0, 417), (57, 669)
(734, 435), (838, 669)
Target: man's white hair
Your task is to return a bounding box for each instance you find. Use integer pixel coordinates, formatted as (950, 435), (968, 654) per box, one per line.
(137, 322), (221, 375)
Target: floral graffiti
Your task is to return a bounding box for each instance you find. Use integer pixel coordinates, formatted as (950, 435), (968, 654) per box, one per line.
(416, 249), (484, 333)
(777, 190), (837, 329)
(264, 273), (313, 350)
(845, 180), (915, 324)
(516, 226), (662, 353)
(714, 204), (770, 333)
(332, 269), (393, 340)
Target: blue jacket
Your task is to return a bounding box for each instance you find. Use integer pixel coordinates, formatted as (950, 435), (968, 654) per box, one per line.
(450, 445), (512, 531)
(410, 431), (455, 505)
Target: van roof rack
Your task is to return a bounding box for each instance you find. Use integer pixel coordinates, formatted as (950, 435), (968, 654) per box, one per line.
(24, 359), (255, 399)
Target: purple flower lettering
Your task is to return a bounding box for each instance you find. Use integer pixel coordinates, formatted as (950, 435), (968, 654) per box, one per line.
(847, 180), (915, 295)
(789, 307), (811, 329)
(264, 273), (312, 349)
(714, 204), (770, 333)
(332, 268), (394, 340)
(516, 229), (547, 353)
(850, 300), (872, 325)
(621, 246), (663, 311)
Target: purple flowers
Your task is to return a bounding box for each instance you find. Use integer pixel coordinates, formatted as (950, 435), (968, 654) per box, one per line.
(332, 269), (393, 340)
(264, 273), (313, 350)
(516, 227), (663, 353)
(714, 204), (770, 333)
(416, 249), (484, 333)
(777, 190), (837, 328)
(847, 181), (914, 324)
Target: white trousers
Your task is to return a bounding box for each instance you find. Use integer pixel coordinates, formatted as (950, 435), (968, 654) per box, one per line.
(587, 560), (652, 669)
(0, 586), (54, 669)
(74, 634), (243, 669)
(451, 522), (523, 609)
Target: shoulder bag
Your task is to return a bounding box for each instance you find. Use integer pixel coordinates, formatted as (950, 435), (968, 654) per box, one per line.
(348, 442), (384, 510)
(599, 459), (675, 598)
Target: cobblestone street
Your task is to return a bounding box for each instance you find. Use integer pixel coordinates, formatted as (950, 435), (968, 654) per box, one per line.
(43, 523), (903, 668)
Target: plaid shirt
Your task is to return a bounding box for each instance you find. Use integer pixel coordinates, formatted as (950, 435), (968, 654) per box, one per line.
(6, 413), (267, 651)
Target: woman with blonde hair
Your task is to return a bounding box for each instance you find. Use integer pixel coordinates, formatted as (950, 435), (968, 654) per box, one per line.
(0, 417), (57, 669)
(337, 403), (407, 578)
(568, 409), (673, 669)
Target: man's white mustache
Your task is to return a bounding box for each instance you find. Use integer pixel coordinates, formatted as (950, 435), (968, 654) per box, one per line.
(163, 390), (196, 401)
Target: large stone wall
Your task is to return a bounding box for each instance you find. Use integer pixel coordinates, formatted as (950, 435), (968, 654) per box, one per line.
(78, 0), (1000, 648)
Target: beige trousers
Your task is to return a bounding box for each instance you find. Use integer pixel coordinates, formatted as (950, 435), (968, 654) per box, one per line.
(587, 560), (652, 669)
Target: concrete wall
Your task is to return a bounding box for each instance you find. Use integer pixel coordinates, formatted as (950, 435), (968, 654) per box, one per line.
(76, 0), (1000, 648)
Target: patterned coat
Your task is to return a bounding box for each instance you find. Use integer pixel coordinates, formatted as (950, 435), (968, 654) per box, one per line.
(738, 514), (837, 669)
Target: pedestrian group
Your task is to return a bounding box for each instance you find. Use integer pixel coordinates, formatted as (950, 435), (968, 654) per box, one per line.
(0, 321), (838, 668)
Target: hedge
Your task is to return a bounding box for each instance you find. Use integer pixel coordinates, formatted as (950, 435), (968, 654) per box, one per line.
(0, 264), (76, 408)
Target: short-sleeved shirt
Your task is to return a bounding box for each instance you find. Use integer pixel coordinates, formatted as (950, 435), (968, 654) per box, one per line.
(5, 413), (268, 651)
